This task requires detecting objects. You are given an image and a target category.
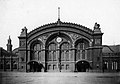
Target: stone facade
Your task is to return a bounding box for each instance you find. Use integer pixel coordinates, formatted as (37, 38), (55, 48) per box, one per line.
(0, 37), (19, 71)
(0, 20), (119, 72)
(102, 45), (120, 72)
(17, 20), (103, 72)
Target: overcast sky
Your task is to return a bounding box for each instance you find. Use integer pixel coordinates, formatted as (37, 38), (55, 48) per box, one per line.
(0, 0), (120, 50)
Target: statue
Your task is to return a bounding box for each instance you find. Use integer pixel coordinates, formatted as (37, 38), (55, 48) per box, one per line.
(94, 22), (100, 29)
(20, 26), (27, 36)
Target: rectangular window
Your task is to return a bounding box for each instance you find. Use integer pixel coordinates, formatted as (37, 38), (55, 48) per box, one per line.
(112, 61), (118, 70)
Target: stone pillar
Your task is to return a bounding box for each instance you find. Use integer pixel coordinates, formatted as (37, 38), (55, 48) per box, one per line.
(71, 44), (76, 72)
(57, 44), (60, 72)
(73, 48), (76, 72)
(42, 47), (46, 72)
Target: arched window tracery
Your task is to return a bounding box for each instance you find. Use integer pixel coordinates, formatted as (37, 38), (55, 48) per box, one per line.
(60, 42), (71, 61)
(31, 42), (43, 61)
(75, 39), (89, 61)
(48, 43), (57, 61)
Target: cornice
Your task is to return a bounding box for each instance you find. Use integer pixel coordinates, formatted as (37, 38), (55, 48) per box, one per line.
(28, 21), (93, 38)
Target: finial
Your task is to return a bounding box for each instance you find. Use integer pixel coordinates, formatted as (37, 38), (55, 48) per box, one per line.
(57, 7), (62, 25)
(58, 7), (60, 21)
(9, 35), (11, 40)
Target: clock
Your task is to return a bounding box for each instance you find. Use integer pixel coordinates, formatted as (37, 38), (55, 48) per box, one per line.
(56, 37), (62, 43)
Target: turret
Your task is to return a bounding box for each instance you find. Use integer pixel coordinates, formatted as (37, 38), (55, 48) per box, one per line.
(7, 36), (12, 52)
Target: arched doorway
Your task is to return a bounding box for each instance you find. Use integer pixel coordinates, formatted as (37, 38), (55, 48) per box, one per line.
(28, 61), (44, 72)
(76, 60), (90, 72)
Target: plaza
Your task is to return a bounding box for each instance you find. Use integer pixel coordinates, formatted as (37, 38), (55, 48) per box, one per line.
(0, 72), (120, 84)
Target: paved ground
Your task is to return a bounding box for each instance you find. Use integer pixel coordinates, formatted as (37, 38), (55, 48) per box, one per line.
(0, 72), (120, 84)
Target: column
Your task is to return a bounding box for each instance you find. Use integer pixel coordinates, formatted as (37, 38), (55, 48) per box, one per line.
(42, 47), (46, 72)
(72, 44), (76, 72)
(57, 44), (60, 72)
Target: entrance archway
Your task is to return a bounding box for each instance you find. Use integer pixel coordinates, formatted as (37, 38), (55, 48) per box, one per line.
(28, 61), (44, 72)
(76, 60), (90, 72)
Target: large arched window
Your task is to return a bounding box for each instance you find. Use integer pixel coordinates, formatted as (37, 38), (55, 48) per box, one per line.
(60, 42), (71, 61)
(76, 43), (85, 60)
(48, 43), (57, 61)
(75, 39), (89, 61)
(31, 43), (43, 61)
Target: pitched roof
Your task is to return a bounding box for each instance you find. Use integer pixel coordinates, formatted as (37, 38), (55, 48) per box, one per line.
(102, 45), (120, 53)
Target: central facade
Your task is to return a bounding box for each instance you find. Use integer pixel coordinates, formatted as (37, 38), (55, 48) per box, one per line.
(18, 20), (103, 72)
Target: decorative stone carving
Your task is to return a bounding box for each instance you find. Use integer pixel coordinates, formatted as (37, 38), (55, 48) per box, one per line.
(68, 33), (80, 41)
(89, 39), (93, 47)
(38, 34), (49, 44)
(20, 27), (27, 36)
(20, 41), (26, 47)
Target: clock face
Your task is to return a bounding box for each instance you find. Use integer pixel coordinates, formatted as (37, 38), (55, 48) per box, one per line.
(56, 37), (62, 43)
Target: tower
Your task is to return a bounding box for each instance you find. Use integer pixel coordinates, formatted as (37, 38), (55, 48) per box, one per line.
(7, 36), (12, 52)
(92, 22), (103, 71)
(18, 27), (27, 72)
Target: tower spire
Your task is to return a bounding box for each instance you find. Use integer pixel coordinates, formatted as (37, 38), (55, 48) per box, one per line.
(7, 35), (12, 52)
(58, 7), (60, 21)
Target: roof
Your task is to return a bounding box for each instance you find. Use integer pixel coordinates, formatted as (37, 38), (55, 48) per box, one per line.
(102, 45), (120, 53)
(27, 21), (93, 37)
(0, 47), (17, 57)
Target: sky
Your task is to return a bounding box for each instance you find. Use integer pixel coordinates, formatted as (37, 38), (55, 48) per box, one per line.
(0, 0), (120, 50)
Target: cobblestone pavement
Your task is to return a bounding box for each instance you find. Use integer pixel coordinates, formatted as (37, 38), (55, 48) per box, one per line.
(0, 72), (120, 84)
